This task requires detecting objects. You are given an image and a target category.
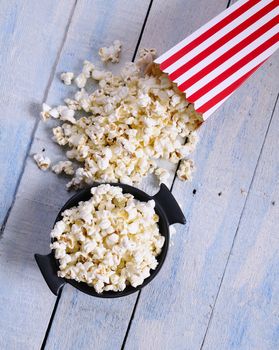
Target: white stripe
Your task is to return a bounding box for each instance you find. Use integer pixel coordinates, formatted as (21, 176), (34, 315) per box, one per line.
(186, 24), (279, 97)
(165, 0), (273, 75)
(154, 0), (249, 64)
(194, 42), (279, 109)
(201, 93), (233, 120)
(175, 7), (279, 86)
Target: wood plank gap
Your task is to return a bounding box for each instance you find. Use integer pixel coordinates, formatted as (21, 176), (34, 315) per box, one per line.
(227, 0), (232, 8)
(116, 1), (161, 347)
(200, 92), (279, 350)
(121, 290), (142, 350)
(34, 1), (80, 347)
(122, 0), (230, 344)
(0, 206), (12, 238)
(132, 0), (154, 62)
(41, 0), (153, 348)
(119, 2), (156, 346)
(40, 289), (63, 350)
(0, 0), (78, 234)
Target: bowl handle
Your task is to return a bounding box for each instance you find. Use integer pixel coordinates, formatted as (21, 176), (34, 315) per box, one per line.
(153, 184), (186, 225)
(34, 253), (65, 296)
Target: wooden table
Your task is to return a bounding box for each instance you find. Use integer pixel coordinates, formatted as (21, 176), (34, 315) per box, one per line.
(0, 1), (278, 349)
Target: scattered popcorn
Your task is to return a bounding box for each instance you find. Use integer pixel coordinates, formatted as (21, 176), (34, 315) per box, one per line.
(99, 40), (122, 63)
(33, 153), (51, 171)
(82, 60), (95, 78)
(138, 48), (157, 62)
(177, 159), (195, 181)
(155, 167), (170, 185)
(61, 72), (74, 85)
(52, 160), (75, 175)
(40, 103), (59, 121)
(40, 45), (202, 188)
(50, 184), (164, 293)
(137, 48), (157, 74)
(75, 72), (87, 88)
(57, 106), (76, 124)
(52, 126), (68, 146)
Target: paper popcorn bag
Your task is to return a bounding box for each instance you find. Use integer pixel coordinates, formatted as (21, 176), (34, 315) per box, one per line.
(155, 0), (279, 120)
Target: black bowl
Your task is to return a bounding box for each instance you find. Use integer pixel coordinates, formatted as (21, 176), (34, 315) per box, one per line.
(35, 183), (186, 298)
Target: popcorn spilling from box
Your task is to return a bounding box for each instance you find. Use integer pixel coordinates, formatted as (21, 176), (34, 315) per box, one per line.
(39, 43), (201, 188)
(155, 0), (279, 119)
(37, 0), (279, 188)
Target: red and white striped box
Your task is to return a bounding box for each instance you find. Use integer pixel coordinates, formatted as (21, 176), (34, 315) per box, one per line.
(155, 0), (279, 120)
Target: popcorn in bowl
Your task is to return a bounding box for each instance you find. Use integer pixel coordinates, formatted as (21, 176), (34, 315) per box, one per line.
(50, 184), (165, 293)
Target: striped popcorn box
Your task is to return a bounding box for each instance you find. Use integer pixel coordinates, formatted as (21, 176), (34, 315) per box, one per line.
(155, 0), (279, 120)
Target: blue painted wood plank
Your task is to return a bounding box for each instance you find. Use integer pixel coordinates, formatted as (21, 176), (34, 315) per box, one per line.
(0, 0), (76, 229)
(0, 0), (76, 348)
(0, 0), (151, 349)
(202, 98), (279, 350)
(1, 0), (278, 349)
(44, 0), (229, 349)
(124, 36), (279, 350)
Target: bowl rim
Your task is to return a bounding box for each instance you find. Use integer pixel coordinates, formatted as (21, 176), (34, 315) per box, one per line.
(51, 182), (170, 298)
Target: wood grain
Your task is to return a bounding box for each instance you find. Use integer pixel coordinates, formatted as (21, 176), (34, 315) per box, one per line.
(201, 97), (279, 350)
(44, 1), (229, 349)
(0, 1), (76, 348)
(0, 0), (76, 229)
(0, 0), (151, 349)
(42, 0), (154, 348)
(124, 30), (279, 350)
(1, 0), (279, 349)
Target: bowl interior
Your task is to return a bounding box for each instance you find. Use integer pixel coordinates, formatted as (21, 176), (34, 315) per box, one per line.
(52, 183), (170, 298)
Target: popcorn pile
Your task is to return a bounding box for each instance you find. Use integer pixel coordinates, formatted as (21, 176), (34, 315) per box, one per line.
(38, 43), (201, 188)
(50, 184), (164, 293)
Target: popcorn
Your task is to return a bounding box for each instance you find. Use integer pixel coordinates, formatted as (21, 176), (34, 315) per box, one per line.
(177, 159), (195, 181)
(105, 234), (119, 248)
(99, 40), (122, 63)
(137, 48), (157, 74)
(91, 69), (107, 81)
(155, 167), (170, 185)
(40, 45), (201, 189)
(61, 72), (74, 85)
(40, 103), (59, 121)
(82, 60), (95, 78)
(57, 106), (76, 124)
(75, 73), (87, 88)
(52, 126), (68, 146)
(33, 153), (51, 171)
(64, 98), (80, 111)
(51, 184), (164, 293)
(52, 160), (75, 175)
(40, 103), (51, 121)
(51, 221), (67, 239)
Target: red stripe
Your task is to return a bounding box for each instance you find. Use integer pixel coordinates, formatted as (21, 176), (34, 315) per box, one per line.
(195, 60), (266, 113)
(169, 0), (278, 81)
(187, 33), (279, 101)
(160, 0), (261, 70)
(178, 15), (279, 92)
